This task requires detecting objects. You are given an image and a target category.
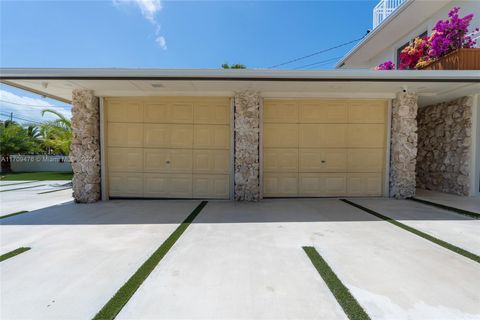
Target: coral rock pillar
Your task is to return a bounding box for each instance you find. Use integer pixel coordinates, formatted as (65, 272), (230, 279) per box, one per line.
(234, 91), (262, 201)
(70, 89), (101, 203)
(389, 92), (418, 199)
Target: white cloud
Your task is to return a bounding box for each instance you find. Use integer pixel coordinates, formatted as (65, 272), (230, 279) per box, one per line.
(0, 89), (71, 124)
(113, 0), (167, 50)
(156, 36), (167, 50)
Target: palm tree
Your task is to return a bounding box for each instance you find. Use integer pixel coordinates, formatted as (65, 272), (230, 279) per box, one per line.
(39, 109), (72, 155)
(0, 121), (39, 172)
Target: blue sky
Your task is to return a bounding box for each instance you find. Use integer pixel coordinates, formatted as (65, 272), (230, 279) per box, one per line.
(0, 0), (377, 122)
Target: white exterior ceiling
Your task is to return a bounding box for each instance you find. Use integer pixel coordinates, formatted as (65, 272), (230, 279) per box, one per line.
(1, 68), (479, 107)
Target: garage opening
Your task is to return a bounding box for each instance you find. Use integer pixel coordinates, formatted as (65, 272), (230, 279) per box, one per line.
(263, 99), (388, 197)
(105, 97), (231, 199)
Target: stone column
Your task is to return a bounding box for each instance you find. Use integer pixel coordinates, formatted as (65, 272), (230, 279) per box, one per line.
(389, 92), (418, 199)
(233, 91), (261, 201)
(70, 89), (101, 203)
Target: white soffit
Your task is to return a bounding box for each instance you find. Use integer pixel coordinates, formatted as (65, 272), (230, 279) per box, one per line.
(1, 68), (479, 105)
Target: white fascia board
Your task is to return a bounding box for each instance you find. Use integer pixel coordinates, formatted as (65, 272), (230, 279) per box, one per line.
(1, 68), (479, 82)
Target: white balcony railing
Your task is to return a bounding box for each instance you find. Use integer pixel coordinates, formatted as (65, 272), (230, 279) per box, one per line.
(373, 0), (406, 28)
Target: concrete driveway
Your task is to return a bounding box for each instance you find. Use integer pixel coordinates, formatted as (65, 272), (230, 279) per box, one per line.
(1, 199), (479, 319)
(0, 180), (73, 216)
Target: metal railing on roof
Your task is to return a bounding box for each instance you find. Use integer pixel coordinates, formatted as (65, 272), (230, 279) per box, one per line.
(373, 0), (406, 28)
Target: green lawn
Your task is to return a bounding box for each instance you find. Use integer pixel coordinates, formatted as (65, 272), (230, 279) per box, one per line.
(0, 172), (73, 181)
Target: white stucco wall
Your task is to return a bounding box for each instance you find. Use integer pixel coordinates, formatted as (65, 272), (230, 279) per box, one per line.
(10, 155), (72, 172)
(369, 0), (480, 68)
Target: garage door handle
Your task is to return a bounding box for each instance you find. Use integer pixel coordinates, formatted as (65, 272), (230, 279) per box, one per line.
(321, 160), (326, 163)
(165, 160), (171, 164)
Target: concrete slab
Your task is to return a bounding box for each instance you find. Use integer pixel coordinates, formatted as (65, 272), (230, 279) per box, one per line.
(0, 180), (40, 187)
(416, 188), (480, 214)
(0, 181), (73, 216)
(117, 199), (480, 320)
(0, 200), (200, 320)
(351, 198), (480, 255)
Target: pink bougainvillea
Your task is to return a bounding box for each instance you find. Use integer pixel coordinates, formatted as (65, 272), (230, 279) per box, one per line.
(429, 7), (477, 59)
(375, 60), (395, 70)
(399, 37), (430, 69)
(375, 7), (478, 70)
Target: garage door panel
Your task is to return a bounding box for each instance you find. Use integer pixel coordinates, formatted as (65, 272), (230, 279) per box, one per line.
(193, 150), (229, 173)
(144, 103), (169, 123)
(144, 173), (193, 198)
(144, 149), (169, 172)
(144, 102), (194, 124)
(299, 149), (347, 172)
(347, 173), (383, 196)
(144, 124), (170, 148)
(299, 173), (346, 196)
(169, 174), (193, 198)
(193, 174), (229, 198)
(299, 101), (347, 123)
(108, 147), (143, 172)
(264, 149), (298, 172)
(298, 173), (323, 196)
(348, 101), (386, 123)
(264, 124), (298, 148)
(170, 125), (194, 148)
(144, 174), (169, 197)
(144, 124), (193, 148)
(194, 125), (229, 149)
(348, 124), (385, 148)
(109, 172), (144, 197)
(171, 103), (194, 123)
(107, 102), (143, 123)
(108, 123), (143, 147)
(348, 149), (384, 173)
(263, 173), (298, 197)
(195, 102), (230, 124)
(323, 174), (347, 195)
(264, 101), (298, 123)
(169, 149), (193, 172)
(299, 124), (347, 148)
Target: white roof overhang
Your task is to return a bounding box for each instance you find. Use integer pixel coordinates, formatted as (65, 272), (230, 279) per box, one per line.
(1, 68), (479, 107)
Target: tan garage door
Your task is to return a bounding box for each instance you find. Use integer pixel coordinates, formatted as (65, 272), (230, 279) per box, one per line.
(263, 99), (387, 197)
(106, 97), (231, 199)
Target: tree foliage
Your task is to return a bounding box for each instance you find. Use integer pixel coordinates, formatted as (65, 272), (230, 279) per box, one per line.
(0, 121), (40, 156)
(39, 109), (72, 155)
(221, 63), (246, 69)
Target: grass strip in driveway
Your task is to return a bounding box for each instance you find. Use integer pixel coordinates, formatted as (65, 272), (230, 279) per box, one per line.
(410, 197), (480, 219)
(37, 187), (72, 194)
(0, 247), (31, 262)
(303, 247), (370, 320)
(0, 210), (29, 220)
(341, 199), (480, 263)
(0, 184), (46, 193)
(93, 201), (208, 320)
